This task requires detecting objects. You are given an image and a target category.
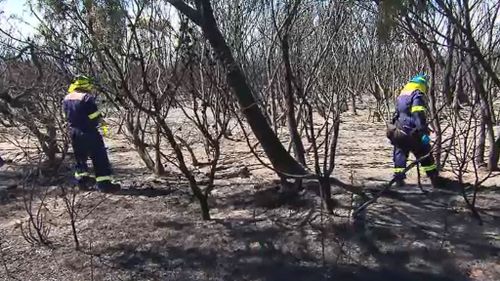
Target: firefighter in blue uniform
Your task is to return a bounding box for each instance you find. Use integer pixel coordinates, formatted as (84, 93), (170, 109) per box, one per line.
(63, 76), (120, 192)
(391, 74), (441, 187)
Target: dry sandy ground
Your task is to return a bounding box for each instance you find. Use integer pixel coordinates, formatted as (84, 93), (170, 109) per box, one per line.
(0, 110), (499, 281)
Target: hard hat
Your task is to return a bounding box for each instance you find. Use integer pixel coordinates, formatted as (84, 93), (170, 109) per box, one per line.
(68, 75), (94, 93)
(410, 73), (428, 85)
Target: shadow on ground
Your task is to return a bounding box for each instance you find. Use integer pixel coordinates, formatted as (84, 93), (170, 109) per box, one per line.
(98, 220), (469, 281)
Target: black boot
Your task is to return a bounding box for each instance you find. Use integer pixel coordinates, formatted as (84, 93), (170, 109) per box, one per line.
(430, 174), (447, 189)
(97, 180), (121, 193)
(395, 179), (406, 188)
(394, 173), (406, 188)
(77, 176), (96, 191)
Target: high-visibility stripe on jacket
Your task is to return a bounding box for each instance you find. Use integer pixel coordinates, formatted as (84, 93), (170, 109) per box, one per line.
(63, 91), (101, 132)
(394, 82), (429, 134)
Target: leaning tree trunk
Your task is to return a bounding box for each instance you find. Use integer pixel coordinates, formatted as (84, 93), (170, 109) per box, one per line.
(168, 0), (307, 176)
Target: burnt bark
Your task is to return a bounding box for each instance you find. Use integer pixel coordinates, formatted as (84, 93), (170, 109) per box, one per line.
(168, 0), (307, 176)
(471, 63), (498, 171)
(281, 34), (306, 166)
(475, 117), (486, 166)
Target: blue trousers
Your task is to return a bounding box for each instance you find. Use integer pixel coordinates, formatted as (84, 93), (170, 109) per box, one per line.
(393, 138), (437, 180)
(70, 129), (112, 185)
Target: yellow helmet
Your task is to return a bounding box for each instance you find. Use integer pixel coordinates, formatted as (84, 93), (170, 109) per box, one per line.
(68, 75), (94, 93)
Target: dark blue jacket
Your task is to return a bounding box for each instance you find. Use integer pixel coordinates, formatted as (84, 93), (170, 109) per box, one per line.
(63, 91), (101, 133)
(393, 82), (429, 135)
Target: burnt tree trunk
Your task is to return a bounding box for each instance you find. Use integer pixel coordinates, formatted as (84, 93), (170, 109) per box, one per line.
(281, 34), (306, 166)
(169, 0), (307, 176)
(428, 70), (442, 169)
(443, 23), (456, 106)
(154, 123), (165, 175)
(198, 195), (210, 220)
(471, 63), (498, 171)
(350, 91), (357, 115)
(126, 112), (156, 173)
(45, 124), (59, 167)
(475, 117), (486, 166)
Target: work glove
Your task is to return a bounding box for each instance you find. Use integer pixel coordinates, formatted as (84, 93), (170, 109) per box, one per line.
(101, 124), (109, 138)
(421, 134), (431, 145)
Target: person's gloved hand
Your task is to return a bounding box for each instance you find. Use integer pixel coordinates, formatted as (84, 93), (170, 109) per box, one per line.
(0, 156), (4, 168)
(421, 134), (431, 145)
(101, 125), (109, 138)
